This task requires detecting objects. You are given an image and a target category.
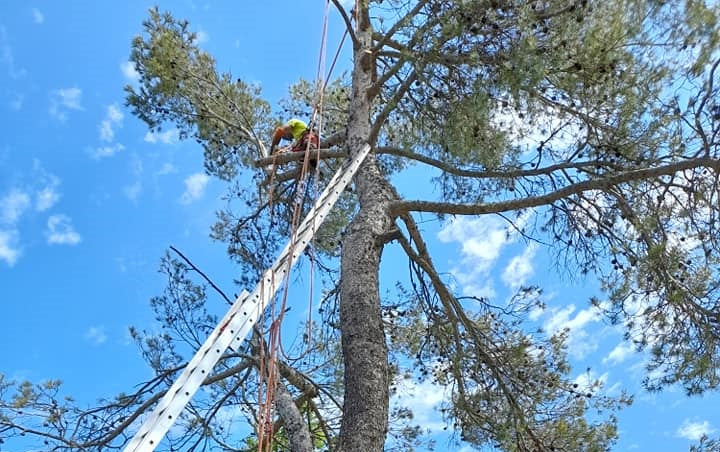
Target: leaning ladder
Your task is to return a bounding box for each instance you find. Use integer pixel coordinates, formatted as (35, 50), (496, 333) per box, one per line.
(124, 144), (372, 451)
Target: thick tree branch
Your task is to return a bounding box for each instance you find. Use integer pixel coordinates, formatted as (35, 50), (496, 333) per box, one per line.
(330, 0), (359, 50)
(275, 383), (313, 452)
(322, 130), (347, 148)
(376, 146), (620, 179)
(254, 149), (346, 168)
(391, 157), (720, 216)
(372, 32), (404, 51)
(395, 213), (544, 448)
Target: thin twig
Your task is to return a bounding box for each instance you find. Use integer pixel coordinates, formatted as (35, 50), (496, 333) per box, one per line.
(169, 245), (233, 305)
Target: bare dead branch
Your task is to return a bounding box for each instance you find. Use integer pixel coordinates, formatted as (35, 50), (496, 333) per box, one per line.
(169, 245), (233, 305)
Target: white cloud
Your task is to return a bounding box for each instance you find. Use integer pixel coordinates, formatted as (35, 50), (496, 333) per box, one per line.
(676, 419), (716, 441)
(1, 26), (27, 79)
(31, 8), (44, 24)
(0, 229), (21, 266)
(99, 104), (124, 142)
(195, 29), (209, 44)
(49, 87), (83, 120)
(603, 342), (635, 366)
(180, 173), (209, 204)
(84, 326), (107, 345)
(55, 87), (82, 109)
(33, 163), (61, 211)
(156, 162), (177, 176)
(502, 243), (537, 288)
(544, 303), (605, 359)
(124, 156), (144, 202)
(0, 189), (31, 224)
(491, 99), (583, 156)
(391, 378), (448, 433)
(573, 370), (608, 392)
(107, 104), (123, 122)
(99, 124), (113, 141)
(463, 281), (496, 299)
(89, 143), (125, 160)
(144, 129), (179, 145)
(124, 181), (142, 201)
(437, 213), (532, 297)
(120, 61), (140, 83)
(36, 186), (60, 212)
(0, 164), (63, 265)
(46, 214), (81, 245)
(438, 216), (510, 273)
(528, 304), (545, 321)
(545, 304), (593, 333)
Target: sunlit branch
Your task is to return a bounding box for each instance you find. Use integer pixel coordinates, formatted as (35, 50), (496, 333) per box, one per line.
(376, 146), (621, 179)
(391, 157), (720, 217)
(372, 32), (403, 51)
(394, 213), (544, 448)
(275, 383), (313, 452)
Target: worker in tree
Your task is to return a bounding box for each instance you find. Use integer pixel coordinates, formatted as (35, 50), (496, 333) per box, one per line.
(270, 118), (320, 155)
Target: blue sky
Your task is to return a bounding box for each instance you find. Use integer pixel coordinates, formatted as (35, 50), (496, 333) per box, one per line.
(0, 1), (718, 451)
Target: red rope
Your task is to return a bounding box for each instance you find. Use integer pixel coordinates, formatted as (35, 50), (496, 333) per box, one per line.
(257, 2), (331, 449)
(257, 1), (349, 448)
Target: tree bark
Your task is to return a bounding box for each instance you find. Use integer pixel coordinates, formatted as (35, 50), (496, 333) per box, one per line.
(337, 5), (395, 451)
(274, 383), (313, 452)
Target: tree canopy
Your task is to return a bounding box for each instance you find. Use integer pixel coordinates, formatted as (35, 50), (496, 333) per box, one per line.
(2, 1), (720, 451)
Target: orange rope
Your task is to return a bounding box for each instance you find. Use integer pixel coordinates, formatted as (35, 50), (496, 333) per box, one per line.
(257, 1), (349, 448)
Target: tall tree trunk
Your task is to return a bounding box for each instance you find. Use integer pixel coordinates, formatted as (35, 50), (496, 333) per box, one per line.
(337, 5), (394, 451)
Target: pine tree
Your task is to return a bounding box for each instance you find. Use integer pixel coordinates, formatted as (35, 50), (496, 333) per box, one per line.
(3, 1), (720, 450)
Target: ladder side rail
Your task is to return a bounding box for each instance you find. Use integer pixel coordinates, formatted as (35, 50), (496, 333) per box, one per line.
(123, 290), (250, 451)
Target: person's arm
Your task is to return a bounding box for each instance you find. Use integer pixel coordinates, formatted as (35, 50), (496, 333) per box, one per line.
(271, 125), (293, 153)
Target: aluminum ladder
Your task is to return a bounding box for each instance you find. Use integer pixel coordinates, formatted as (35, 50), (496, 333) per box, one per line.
(124, 144), (371, 451)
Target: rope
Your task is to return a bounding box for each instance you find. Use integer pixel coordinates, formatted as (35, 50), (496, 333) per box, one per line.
(256, 1), (340, 449)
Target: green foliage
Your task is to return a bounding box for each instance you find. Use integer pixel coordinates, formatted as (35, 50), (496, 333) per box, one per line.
(114, 1), (720, 449)
(279, 77), (351, 139)
(384, 283), (630, 451)
(125, 7), (273, 180)
(691, 435), (720, 452)
(438, 89), (508, 168)
(5, 1), (720, 451)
